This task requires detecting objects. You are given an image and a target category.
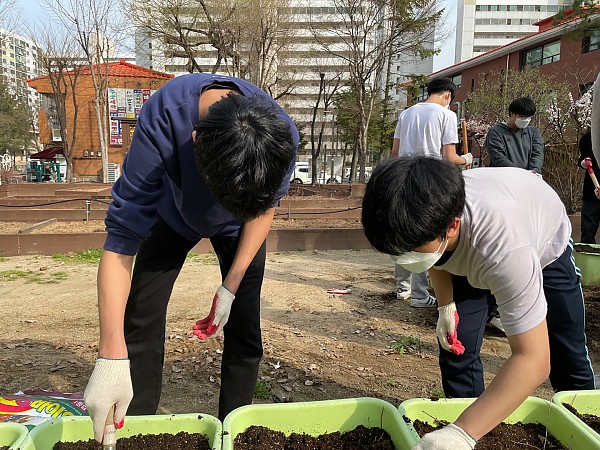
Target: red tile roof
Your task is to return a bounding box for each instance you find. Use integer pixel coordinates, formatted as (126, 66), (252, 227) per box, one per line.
(28, 59), (174, 84)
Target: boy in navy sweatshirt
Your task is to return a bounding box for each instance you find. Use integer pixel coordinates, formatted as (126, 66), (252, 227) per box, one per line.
(83, 74), (298, 444)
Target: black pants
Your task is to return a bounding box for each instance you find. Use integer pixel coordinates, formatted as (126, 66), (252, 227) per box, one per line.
(124, 218), (265, 420)
(439, 243), (595, 397)
(581, 199), (600, 244)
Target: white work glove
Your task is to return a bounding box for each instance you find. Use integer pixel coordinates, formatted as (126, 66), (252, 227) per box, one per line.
(462, 153), (473, 166)
(412, 424), (476, 450)
(436, 302), (465, 355)
(193, 284), (235, 339)
(83, 358), (133, 443)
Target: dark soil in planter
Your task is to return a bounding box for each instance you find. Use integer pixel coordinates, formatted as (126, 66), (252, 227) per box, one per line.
(574, 244), (600, 254)
(562, 403), (600, 435)
(411, 419), (565, 449)
(233, 424), (394, 450)
(52, 431), (211, 450)
(584, 286), (600, 348)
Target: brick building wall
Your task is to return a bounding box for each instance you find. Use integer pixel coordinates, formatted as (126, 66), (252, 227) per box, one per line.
(28, 62), (172, 181)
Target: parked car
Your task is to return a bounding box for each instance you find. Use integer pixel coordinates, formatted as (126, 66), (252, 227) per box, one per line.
(290, 163), (341, 184)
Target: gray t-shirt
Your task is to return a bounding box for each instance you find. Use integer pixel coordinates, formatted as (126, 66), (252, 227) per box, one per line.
(436, 167), (571, 336)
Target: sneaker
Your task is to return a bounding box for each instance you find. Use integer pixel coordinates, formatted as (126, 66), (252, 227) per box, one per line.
(410, 295), (437, 308)
(488, 316), (505, 333)
(396, 288), (411, 300)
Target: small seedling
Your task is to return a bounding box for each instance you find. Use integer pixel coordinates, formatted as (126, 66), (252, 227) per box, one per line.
(391, 336), (422, 354)
(0, 257), (9, 262)
(254, 379), (272, 400)
(385, 378), (401, 387)
(429, 389), (445, 399)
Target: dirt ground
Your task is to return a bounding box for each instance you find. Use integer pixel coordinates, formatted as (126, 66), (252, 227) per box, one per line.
(1, 248), (599, 419)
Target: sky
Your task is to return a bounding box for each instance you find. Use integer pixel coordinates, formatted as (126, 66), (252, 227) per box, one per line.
(12, 0), (458, 73)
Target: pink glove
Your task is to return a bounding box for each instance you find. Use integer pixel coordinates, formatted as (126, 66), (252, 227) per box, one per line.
(193, 285), (235, 339)
(436, 302), (465, 355)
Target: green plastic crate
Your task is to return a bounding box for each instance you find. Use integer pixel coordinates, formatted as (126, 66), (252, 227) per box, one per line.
(399, 396), (600, 450)
(0, 422), (28, 449)
(222, 397), (414, 450)
(553, 390), (600, 442)
(19, 413), (222, 450)
(573, 243), (600, 286)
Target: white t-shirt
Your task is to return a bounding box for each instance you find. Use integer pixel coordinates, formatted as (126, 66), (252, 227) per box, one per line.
(394, 102), (459, 157)
(436, 167), (571, 337)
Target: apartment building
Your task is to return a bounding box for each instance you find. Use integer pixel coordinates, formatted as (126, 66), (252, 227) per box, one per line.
(455, 0), (572, 63)
(0, 30), (44, 124)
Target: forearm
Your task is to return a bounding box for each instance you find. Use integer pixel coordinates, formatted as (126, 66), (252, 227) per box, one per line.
(391, 139), (400, 158)
(454, 322), (550, 440)
(97, 250), (134, 358)
(442, 144), (468, 166)
(428, 268), (454, 306)
(224, 207), (274, 293)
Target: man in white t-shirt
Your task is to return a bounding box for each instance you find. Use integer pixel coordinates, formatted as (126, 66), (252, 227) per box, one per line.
(362, 156), (595, 450)
(390, 77), (473, 308)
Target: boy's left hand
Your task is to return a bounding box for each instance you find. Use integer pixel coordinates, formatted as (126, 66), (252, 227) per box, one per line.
(193, 285), (235, 339)
(436, 302), (465, 355)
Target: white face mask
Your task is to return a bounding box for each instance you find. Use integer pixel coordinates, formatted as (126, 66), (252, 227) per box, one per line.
(392, 238), (448, 273)
(515, 117), (531, 129)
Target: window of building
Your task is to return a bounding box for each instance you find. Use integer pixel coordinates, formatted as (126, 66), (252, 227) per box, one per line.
(583, 30), (600, 53)
(451, 74), (462, 90)
(416, 85), (427, 102)
(522, 40), (561, 68)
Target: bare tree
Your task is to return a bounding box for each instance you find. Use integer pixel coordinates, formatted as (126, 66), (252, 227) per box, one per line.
(311, 0), (442, 182)
(30, 28), (85, 183)
(309, 71), (343, 184)
(43, 0), (124, 183)
(127, 0), (298, 97)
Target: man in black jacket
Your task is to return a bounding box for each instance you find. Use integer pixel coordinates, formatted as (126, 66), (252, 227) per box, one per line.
(578, 130), (600, 243)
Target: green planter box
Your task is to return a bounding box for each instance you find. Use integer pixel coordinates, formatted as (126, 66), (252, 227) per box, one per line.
(399, 396), (600, 450)
(222, 397), (414, 450)
(0, 422), (28, 449)
(574, 243), (600, 286)
(553, 390), (600, 442)
(19, 413), (221, 450)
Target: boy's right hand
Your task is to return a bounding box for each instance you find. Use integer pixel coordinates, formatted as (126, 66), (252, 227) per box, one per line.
(84, 358), (133, 443)
(436, 302), (465, 355)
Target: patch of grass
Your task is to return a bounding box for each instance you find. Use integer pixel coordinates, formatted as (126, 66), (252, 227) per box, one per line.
(0, 270), (45, 283)
(51, 271), (68, 281)
(186, 252), (218, 264)
(254, 379), (272, 400)
(52, 249), (103, 264)
(391, 336), (422, 355)
(0, 257), (9, 262)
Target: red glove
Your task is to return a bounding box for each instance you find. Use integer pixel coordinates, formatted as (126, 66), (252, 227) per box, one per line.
(193, 285), (235, 339)
(436, 302), (465, 355)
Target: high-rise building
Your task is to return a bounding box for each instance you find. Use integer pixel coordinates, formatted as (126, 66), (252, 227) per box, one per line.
(0, 30), (44, 122)
(455, 0), (572, 63)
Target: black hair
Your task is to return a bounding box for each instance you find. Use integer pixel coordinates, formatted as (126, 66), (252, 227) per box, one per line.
(427, 77), (457, 99)
(508, 97), (536, 116)
(361, 156), (465, 255)
(194, 93), (295, 221)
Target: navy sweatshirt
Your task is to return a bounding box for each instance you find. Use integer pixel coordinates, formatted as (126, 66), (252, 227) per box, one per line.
(104, 74), (299, 256)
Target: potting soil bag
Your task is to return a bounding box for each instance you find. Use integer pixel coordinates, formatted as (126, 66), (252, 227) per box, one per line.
(0, 388), (88, 429)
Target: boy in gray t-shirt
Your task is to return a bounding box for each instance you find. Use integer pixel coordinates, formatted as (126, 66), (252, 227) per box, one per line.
(362, 156), (595, 450)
